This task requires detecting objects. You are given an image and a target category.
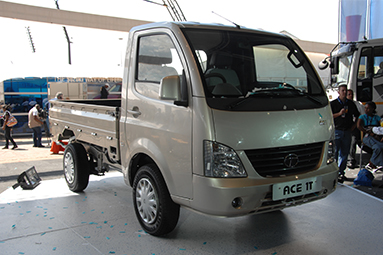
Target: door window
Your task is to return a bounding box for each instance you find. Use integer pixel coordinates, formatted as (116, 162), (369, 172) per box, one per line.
(135, 34), (183, 100)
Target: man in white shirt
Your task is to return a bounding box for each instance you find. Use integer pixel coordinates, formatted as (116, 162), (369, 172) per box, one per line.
(28, 104), (45, 147)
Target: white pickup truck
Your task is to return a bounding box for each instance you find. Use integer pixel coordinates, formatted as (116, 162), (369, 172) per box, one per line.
(50, 22), (339, 236)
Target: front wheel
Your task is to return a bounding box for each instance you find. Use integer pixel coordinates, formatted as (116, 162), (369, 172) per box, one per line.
(63, 143), (90, 192)
(132, 164), (180, 236)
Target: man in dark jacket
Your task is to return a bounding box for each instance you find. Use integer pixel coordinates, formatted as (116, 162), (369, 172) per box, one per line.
(331, 85), (360, 182)
(100, 84), (109, 99)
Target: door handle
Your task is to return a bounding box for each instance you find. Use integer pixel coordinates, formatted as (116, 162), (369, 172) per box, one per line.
(127, 106), (141, 118)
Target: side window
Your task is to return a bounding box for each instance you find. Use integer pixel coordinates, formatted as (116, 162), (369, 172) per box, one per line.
(358, 47), (372, 79)
(135, 34), (183, 99)
(373, 46), (383, 76)
(357, 47), (372, 102)
(137, 35), (182, 82)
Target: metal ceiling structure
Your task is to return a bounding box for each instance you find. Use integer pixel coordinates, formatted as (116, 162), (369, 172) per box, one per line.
(0, 0), (334, 54)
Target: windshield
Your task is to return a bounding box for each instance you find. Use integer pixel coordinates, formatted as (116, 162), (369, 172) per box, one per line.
(182, 28), (327, 111)
(333, 54), (353, 86)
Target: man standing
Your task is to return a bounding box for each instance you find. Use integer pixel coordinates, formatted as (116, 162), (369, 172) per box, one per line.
(100, 84), (109, 99)
(28, 104), (45, 148)
(347, 89), (364, 168)
(331, 85), (360, 182)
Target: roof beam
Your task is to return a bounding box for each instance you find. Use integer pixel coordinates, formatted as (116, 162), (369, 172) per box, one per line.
(0, 1), (335, 54)
(0, 1), (150, 32)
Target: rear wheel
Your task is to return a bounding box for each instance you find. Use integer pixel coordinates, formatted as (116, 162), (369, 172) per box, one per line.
(132, 164), (180, 236)
(63, 143), (90, 192)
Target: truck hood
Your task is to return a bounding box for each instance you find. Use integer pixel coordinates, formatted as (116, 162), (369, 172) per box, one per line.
(212, 105), (334, 150)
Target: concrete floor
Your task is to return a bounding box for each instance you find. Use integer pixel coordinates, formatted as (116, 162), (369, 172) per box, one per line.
(1, 171), (383, 255)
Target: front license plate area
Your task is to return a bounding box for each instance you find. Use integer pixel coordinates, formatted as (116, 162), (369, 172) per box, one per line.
(272, 177), (322, 201)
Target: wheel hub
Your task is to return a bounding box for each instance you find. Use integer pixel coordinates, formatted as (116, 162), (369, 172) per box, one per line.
(64, 152), (75, 184)
(136, 178), (158, 224)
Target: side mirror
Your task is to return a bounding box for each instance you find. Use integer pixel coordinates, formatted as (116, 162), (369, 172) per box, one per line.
(159, 75), (181, 101)
(318, 57), (329, 70)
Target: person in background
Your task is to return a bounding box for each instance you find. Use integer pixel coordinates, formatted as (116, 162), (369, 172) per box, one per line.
(1, 104), (18, 149)
(100, 84), (109, 99)
(28, 104), (45, 148)
(331, 85), (360, 182)
(347, 89), (364, 168)
(357, 101), (383, 171)
(51, 92), (63, 102)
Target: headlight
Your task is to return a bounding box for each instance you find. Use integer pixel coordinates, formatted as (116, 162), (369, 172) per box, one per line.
(204, 140), (247, 178)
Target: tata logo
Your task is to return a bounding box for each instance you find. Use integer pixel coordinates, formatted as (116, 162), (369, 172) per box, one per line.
(284, 153), (299, 168)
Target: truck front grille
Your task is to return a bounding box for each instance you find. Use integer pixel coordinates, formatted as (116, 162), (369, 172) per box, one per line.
(245, 142), (324, 177)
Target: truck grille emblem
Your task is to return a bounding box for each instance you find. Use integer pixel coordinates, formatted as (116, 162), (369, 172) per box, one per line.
(284, 153), (299, 168)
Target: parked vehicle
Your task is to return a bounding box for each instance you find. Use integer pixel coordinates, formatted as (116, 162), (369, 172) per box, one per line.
(50, 22), (338, 236)
(319, 39), (383, 114)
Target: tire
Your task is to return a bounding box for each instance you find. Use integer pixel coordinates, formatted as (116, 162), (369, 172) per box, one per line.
(63, 143), (90, 192)
(132, 164), (180, 236)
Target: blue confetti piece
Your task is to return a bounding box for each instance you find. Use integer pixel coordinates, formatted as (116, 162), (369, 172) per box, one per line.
(203, 242), (207, 245)
(26, 211), (31, 213)
(272, 252), (277, 255)
(101, 212), (104, 214)
(106, 237), (110, 240)
(110, 225), (114, 228)
(0, 241), (5, 243)
(19, 213), (23, 216)
(12, 224), (16, 228)
(97, 226), (102, 229)
(109, 252), (115, 254)
(53, 247), (56, 251)
(138, 235), (141, 237)
(120, 231), (126, 233)
(91, 209), (95, 212)
(81, 221), (87, 224)
(48, 227), (53, 229)
(319, 113), (323, 118)
(89, 222), (98, 225)
(254, 246), (258, 249)
(41, 232), (46, 236)
(50, 217), (55, 220)
(104, 221), (108, 224)
(180, 248), (186, 250)
(84, 236), (91, 238)
(36, 214), (39, 216)
(82, 212), (86, 214)
(124, 223), (127, 225)
(18, 252), (24, 254)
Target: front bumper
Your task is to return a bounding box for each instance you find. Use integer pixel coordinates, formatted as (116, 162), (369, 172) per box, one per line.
(187, 162), (338, 217)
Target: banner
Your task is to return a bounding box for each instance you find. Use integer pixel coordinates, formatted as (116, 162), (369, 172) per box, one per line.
(339, 0), (367, 42)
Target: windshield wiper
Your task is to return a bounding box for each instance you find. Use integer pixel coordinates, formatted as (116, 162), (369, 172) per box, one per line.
(227, 91), (268, 110)
(284, 86), (323, 105)
(228, 85), (322, 110)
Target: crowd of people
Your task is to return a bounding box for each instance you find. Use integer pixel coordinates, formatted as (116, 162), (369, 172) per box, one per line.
(331, 84), (383, 183)
(1, 92), (64, 151)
